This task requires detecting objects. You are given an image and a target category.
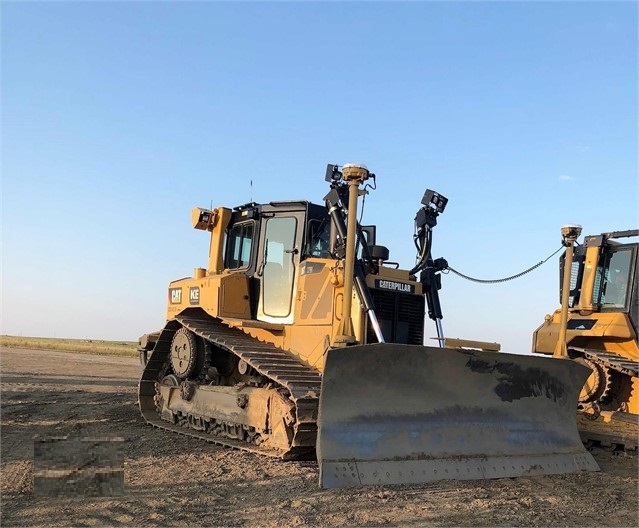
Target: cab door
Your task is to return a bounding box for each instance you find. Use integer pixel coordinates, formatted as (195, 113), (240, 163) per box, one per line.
(257, 215), (300, 324)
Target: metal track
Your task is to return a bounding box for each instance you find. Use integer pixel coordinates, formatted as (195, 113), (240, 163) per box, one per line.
(570, 347), (639, 378)
(569, 346), (638, 453)
(577, 413), (638, 453)
(138, 314), (321, 460)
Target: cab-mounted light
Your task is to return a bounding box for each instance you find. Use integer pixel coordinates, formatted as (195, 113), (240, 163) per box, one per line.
(191, 207), (217, 231)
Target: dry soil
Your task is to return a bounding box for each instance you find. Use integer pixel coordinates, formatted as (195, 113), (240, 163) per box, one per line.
(1, 346), (637, 527)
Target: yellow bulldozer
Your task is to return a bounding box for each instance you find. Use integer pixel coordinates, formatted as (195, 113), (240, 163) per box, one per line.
(138, 163), (598, 488)
(533, 226), (638, 453)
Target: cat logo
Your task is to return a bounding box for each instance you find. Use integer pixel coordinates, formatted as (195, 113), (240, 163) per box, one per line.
(169, 288), (182, 304)
(189, 287), (200, 305)
(375, 279), (415, 294)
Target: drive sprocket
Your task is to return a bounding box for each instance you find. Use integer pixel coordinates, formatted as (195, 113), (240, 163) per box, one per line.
(574, 356), (612, 403)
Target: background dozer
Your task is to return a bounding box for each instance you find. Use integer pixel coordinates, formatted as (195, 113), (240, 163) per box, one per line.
(533, 227), (638, 453)
(138, 163), (598, 488)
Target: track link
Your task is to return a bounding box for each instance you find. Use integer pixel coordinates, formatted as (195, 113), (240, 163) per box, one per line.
(569, 346), (638, 454)
(138, 314), (321, 460)
(571, 346), (639, 378)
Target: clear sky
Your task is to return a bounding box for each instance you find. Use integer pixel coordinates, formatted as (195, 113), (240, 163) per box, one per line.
(2, 1), (637, 354)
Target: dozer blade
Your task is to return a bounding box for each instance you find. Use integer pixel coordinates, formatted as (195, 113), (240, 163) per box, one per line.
(317, 343), (599, 488)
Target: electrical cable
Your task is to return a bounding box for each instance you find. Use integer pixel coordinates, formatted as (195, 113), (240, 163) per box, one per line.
(445, 246), (564, 284)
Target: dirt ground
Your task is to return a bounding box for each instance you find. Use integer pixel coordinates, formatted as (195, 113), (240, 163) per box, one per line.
(1, 347), (637, 527)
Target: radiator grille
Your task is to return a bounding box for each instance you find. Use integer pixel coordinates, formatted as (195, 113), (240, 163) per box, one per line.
(367, 288), (425, 345)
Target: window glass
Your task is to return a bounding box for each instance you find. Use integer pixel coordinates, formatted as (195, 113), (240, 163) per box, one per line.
(225, 222), (254, 269)
(263, 217), (297, 317)
(568, 259), (581, 307)
(600, 249), (632, 308)
(306, 218), (331, 258)
(357, 229), (372, 259)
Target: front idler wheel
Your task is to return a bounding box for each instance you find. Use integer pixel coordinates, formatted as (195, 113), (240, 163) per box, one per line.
(170, 328), (204, 379)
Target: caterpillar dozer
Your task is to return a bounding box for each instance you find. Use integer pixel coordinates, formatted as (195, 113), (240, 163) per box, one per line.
(533, 226), (638, 453)
(138, 163), (598, 488)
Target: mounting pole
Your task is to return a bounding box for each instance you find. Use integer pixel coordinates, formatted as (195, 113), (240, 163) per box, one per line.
(324, 178), (385, 344)
(554, 224), (582, 358)
(335, 164), (369, 345)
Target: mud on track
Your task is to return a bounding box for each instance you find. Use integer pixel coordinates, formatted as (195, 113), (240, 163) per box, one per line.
(1, 346), (637, 527)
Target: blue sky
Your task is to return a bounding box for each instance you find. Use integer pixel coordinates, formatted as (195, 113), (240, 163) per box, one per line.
(2, 1), (637, 354)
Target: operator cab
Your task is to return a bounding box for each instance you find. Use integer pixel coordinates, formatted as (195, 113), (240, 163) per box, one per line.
(221, 199), (385, 328)
(563, 230), (638, 334)
(223, 201), (332, 325)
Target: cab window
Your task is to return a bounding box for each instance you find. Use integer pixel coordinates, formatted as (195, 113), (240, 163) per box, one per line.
(262, 216), (297, 317)
(225, 222), (254, 269)
(596, 249), (633, 308)
(306, 218), (331, 258)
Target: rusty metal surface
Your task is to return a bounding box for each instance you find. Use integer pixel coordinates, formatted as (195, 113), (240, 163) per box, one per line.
(317, 344), (599, 488)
